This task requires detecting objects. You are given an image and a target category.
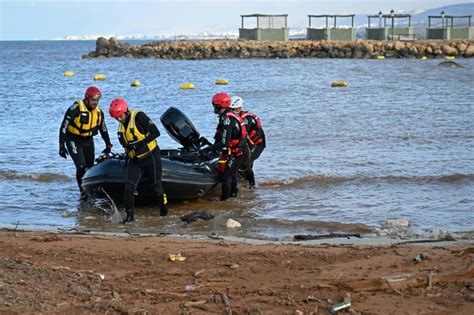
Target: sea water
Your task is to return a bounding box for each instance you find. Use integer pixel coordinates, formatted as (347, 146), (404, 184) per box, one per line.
(0, 40), (472, 239)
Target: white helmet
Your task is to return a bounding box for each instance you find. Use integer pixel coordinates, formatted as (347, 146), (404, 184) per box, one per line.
(230, 96), (243, 109)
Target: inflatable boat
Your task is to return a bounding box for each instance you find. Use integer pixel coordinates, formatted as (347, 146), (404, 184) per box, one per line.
(81, 107), (220, 203)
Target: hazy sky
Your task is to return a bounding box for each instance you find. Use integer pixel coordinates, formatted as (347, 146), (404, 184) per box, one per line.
(0, 0), (467, 40)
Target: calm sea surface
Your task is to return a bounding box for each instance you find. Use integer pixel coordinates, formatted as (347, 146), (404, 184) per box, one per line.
(0, 40), (473, 239)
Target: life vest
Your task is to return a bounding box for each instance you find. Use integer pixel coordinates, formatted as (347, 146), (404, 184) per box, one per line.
(119, 110), (157, 159)
(223, 110), (247, 156)
(67, 99), (102, 137)
(240, 111), (264, 147)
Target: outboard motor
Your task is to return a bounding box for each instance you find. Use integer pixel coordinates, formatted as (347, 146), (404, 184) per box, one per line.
(160, 107), (204, 151)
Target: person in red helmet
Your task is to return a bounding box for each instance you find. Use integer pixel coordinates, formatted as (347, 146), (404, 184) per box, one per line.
(109, 98), (168, 223)
(58, 86), (112, 200)
(201, 92), (248, 200)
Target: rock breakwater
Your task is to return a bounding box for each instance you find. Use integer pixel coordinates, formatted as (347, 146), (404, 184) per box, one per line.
(83, 37), (474, 60)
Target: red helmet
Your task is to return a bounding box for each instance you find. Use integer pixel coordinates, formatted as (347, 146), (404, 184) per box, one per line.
(85, 86), (102, 101)
(109, 98), (128, 118)
(212, 92), (231, 109)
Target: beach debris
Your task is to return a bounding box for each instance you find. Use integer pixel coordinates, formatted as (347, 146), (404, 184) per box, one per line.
(304, 295), (322, 303)
(382, 218), (410, 228)
(413, 253), (426, 264)
(329, 297), (351, 314)
(185, 284), (196, 292)
(168, 253), (186, 262)
(226, 218), (241, 228)
(294, 233), (361, 241)
(207, 233), (224, 240)
(99, 274), (105, 280)
(180, 211), (215, 224)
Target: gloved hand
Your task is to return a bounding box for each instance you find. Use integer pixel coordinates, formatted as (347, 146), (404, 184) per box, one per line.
(126, 141), (142, 151)
(59, 145), (68, 159)
(102, 144), (113, 155)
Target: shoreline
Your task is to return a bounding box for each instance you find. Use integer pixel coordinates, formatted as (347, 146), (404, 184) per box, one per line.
(1, 230), (473, 314)
(83, 37), (474, 60)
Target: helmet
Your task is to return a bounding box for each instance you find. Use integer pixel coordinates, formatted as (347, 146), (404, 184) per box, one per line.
(85, 86), (102, 101)
(211, 92), (231, 109)
(109, 98), (128, 118)
(230, 96), (243, 109)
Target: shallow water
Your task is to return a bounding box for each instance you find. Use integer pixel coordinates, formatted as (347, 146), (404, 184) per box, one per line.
(0, 40), (473, 239)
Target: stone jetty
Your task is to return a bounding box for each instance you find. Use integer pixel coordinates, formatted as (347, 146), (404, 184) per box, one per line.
(83, 37), (474, 60)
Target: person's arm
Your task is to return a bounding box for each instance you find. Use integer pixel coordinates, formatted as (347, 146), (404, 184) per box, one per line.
(59, 104), (79, 146)
(207, 116), (233, 153)
(98, 111), (112, 147)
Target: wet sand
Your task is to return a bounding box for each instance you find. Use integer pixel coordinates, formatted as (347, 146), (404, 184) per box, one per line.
(0, 230), (473, 314)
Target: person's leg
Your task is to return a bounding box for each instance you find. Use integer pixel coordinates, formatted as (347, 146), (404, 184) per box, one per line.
(147, 150), (168, 216)
(84, 140), (95, 169)
(65, 138), (87, 196)
(123, 160), (142, 223)
(229, 154), (245, 197)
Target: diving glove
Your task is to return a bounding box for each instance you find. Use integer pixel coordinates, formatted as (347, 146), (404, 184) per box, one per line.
(102, 144), (113, 155)
(59, 145), (68, 159)
(126, 141), (142, 151)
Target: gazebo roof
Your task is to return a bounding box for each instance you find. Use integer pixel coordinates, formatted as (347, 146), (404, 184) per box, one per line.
(241, 14), (287, 18)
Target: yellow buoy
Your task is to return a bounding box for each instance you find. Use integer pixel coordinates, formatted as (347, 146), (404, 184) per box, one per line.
(215, 79), (229, 85)
(179, 83), (195, 90)
(376, 55), (385, 60)
(445, 56), (455, 60)
(94, 74), (106, 81)
(420, 56), (428, 60)
(63, 71), (75, 77)
(131, 80), (141, 87)
(331, 81), (348, 87)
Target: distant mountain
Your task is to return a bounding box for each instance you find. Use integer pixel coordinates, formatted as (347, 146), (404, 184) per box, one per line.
(410, 3), (474, 26)
(59, 3), (473, 41)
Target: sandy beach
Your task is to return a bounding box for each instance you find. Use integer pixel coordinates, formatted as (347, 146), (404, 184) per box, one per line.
(1, 230), (473, 314)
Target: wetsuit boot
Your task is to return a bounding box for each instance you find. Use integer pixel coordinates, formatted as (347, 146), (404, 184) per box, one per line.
(159, 193), (168, 216)
(122, 209), (134, 224)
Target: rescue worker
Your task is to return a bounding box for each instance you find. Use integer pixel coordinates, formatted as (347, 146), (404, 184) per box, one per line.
(201, 93), (247, 200)
(229, 96), (266, 188)
(108, 98), (168, 223)
(58, 86), (112, 199)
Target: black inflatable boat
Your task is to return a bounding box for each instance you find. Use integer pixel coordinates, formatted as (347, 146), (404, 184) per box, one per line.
(81, 107), (220, 202)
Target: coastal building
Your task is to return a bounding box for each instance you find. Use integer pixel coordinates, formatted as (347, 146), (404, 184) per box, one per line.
(426, 12), (473, 39)
(239, 14), (289, 41)
(366, 10), (414, 40)
(306, 15), (356, 41)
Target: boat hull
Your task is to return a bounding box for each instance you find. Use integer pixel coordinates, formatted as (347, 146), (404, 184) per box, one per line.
(81, 152), (220, 203)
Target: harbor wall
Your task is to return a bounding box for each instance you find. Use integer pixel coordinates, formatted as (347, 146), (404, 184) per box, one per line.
(83, 37), (474, 59)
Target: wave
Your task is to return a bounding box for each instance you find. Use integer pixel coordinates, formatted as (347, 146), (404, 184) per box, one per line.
(260, 173), (474, 188)
(0, 170), (70, 182)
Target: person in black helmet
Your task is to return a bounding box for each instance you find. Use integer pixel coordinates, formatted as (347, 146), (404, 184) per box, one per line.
(109, 97), (168, 224)
(58, 86), (112, 200)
